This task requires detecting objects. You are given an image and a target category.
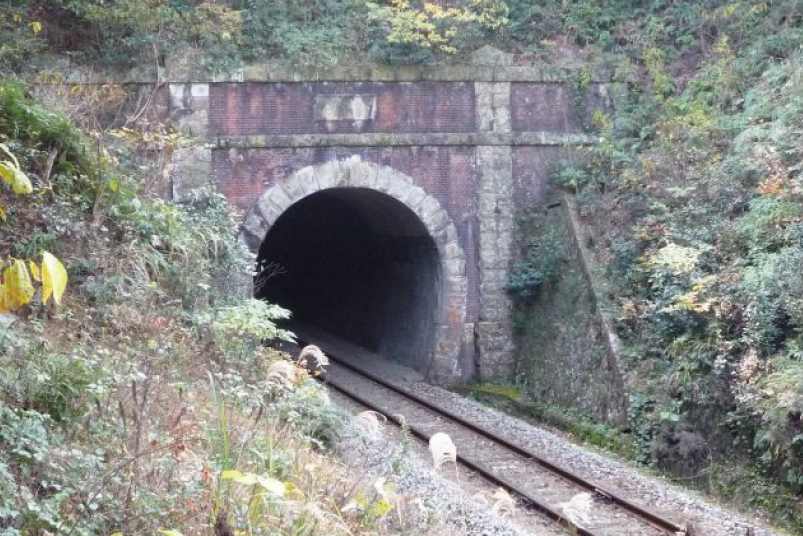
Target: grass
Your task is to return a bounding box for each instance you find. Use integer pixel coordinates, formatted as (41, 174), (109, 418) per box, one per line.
(461, 385), (631, 455)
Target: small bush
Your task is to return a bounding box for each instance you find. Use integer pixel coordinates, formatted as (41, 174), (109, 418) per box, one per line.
(507, 222), (565, 301)
(0, 335), (103, 422)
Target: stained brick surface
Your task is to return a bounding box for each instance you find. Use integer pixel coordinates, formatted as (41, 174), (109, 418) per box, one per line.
(207, 79), (609, 345)
(209, 82), (476, 135)
(214, 146), (480, 321)
(510, 82), (615, 134)
(511, 83), (583, 133)
(512, 146), (575, 206)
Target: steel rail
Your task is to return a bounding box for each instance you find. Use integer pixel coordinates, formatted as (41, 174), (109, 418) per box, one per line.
(307, 345), (684, 535)
(321, 368), (599, 536)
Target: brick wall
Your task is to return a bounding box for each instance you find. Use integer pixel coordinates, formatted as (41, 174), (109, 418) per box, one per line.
(199, 74), (618, 383)
(512, 146), (576, 206)
(214, 145), (481, 322)
(209, 82), (476, 135)
(511, 82), (615, 134)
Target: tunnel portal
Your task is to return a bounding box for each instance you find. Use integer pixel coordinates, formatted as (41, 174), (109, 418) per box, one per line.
(255, 187), (441, 372)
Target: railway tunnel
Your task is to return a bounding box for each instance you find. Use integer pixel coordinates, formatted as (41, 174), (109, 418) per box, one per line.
(254, 187), (442, 373)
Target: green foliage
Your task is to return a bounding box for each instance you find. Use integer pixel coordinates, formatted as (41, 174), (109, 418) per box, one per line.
(542, 2), (803, 524)
(0, 338), (102, 422)
(28, 0), (241, 70)
(707, 462), (803, 528)
(0, 401), (117, 535)
(0, 82), (100, 212)
(366, 0), (508, 55)
(241, 0), (365, 66)
(197, 298), (294, 367)
(506, 221), (564, 301)
(0, 132), (70, 314)
(0, 83), (88, 170)
(107, 187), (254, 310)
(466, 385), (631, 455)
(555, 164), (590, 192)
(643, 47), (673, 101)
(0, 6), (44, 71)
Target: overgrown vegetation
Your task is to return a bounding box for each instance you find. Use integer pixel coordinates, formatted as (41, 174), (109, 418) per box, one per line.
(0, 78), (457, 534)
(5, 0), (803, 531)
(0, 0), (513, 71)
(513, 0), (803, 529)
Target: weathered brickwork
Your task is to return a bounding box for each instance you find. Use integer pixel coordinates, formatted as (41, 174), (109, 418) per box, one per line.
(511, 82), (617, 133)
(213, 145), (481, 324)
(159, 59), (626, 392)
(209, 82), (476, 136)
(512, 146), (576, 206)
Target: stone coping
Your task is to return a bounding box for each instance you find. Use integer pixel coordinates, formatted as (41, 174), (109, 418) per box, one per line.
(215, 132), (596, 149)
(32, 63), (619, 85)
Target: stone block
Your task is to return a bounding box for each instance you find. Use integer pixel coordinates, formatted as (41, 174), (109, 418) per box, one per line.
(426, 208), (449, 236)
(419, 196), (441, 223)
(267, 185), (293, 212)
(295, 166), (320, 195)
(282, 177), (307, 205)
(349, 158), (376, 188)
(373, 167), (392, 192)
(313, 94), (377, 123)
(443, 240), (463, 260)
(171, 146), (212, 200)
(386, 170), (412, 199)
(403, 186), (427, 213)
(314, 161), (340, 189)
(443, 258), (466, 278)
(241, 210), (269, 246)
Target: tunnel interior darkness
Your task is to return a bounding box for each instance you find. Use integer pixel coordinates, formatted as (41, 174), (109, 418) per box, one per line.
(255, 187), (441, 371)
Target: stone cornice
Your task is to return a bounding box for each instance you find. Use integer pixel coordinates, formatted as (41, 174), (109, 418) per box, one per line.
(214, 131), (596, 149)
(31, 64), (620, 85)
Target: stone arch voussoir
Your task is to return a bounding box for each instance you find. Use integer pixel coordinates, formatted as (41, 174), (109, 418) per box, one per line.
(240, 156), (467, 383)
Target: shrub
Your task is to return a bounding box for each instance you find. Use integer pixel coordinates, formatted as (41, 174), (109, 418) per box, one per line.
(0, 334), (103, 422)
(507, 222), (564, 301)
(196, 298), (294, 368)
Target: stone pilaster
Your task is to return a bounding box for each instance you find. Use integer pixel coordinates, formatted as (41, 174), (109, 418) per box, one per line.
(169, 83), (210, 138)
(171, 146), (213, 201)
(475, 80), (516, 381)
(168, 83), (212, 200)
(476, 144), (516, 381)
(475, 82), (511, 134)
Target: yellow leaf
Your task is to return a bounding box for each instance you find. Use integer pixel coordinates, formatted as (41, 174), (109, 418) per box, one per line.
(0, 162), (33, 194)
(0, 143), (20, 169)
(28, 261), (40, 282)
(0, 282), (9, 313)
(220, 470), (285, 496)
(0, 144), (33, 195)
(2, 259), (35, 310)
(220, 470), (244, 481)
(255, 475), (286, 496)
(41, 251), (67, 306)
(29, 21), (42, 34)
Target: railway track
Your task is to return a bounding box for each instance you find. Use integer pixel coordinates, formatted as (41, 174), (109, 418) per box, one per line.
(303, 341), (685, 536)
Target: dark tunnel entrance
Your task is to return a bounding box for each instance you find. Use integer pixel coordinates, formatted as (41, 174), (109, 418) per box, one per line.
(254, 187), (442, 371)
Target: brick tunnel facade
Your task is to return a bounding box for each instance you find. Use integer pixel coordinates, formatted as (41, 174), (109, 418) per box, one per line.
(167, 60), (622, 383)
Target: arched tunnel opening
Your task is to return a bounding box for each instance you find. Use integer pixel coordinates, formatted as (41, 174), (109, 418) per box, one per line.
(254, 187), (442, 372)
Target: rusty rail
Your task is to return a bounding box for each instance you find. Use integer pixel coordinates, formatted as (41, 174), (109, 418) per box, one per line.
(307, 344), (684, 536)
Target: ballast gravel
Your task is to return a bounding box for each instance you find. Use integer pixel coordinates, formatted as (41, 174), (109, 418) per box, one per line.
(332, 390), (564, 536)
(405, 381), (781, 536)
(294, 329), (785, 536)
